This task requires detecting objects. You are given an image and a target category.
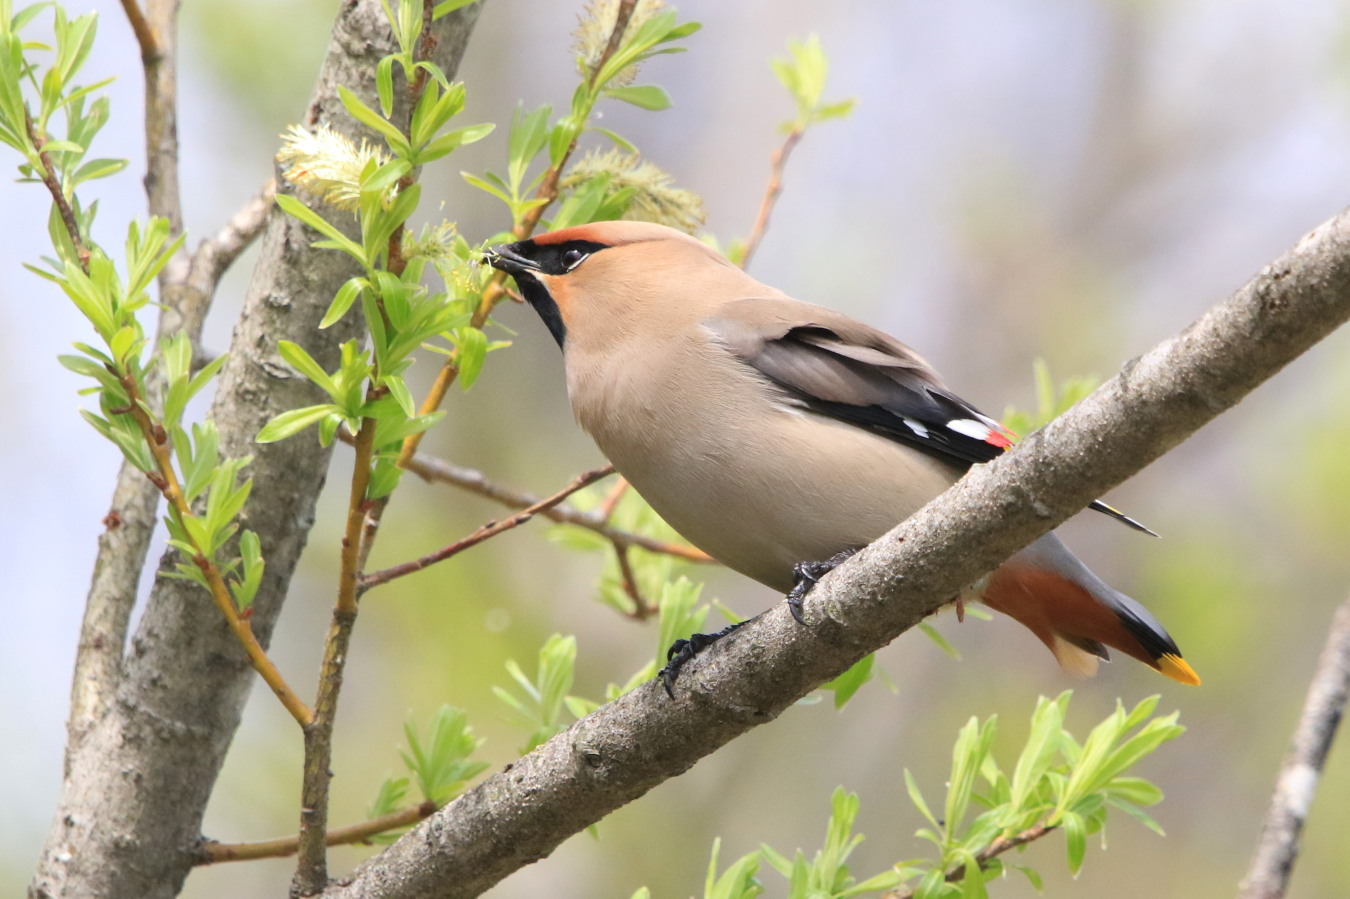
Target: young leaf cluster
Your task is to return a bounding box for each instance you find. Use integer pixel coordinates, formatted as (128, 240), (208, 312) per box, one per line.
(463, 3), (699, 234)
(900, 691), (1183, 896)
(266, 1), (502, 500)
(366, 704), (488, 841)
(771, 35), (858, 133)
(633, 693), (1182, 899)
(0, 2), (124, 256)
(1001, 359), (1098, 439)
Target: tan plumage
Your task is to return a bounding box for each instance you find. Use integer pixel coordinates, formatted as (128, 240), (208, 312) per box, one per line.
(489, 221), (1199, 685)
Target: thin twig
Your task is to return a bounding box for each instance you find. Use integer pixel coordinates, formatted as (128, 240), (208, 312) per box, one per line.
(740, 127), (802, 269)
(359, 467), (614, 591)
(591, 0), (637, 90)
(294, 412), (378, 893)
(117, 0), (159, 63)
(294, 1), (453, 881)
(596, 476), (630, 522)
(1238, 596), (1350, 899)
(403, 451), (714, 563)
(140, 0), (185, 269)
(197, 802), (437, 865)
(357, 1), (658, 574)
(883, 824), (1057, 898)
(185, 179), (276, 298)
(117, 372), (314, 727)
(611, 540), (656, 620)
(25, 111), (91, 269)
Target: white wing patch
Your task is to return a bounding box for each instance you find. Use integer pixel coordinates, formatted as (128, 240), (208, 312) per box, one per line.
(946, 418), (995, 440)
(902, 417), (930, 438)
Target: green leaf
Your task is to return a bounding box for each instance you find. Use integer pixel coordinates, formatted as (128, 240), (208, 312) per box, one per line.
(337, 85), (411, 155)
(451, 326), (487, 389)
(461, 171), (512, 205)
(904, 769), (940, 832)
(507, 103), (551, 187)
(186, 351), (229, 403)
(1011, 692), (1069, 812)
(1062, 810), (1086, 875)
(276, 340), (339, 398)
(276, 193), (367, 265)
(432, 0), (477, 17)
(362, 157), (412, 196)
(592, 126), (638, 154)
(384, 374), (416, 418)
(819, 653), (874, 708)
(256, 404), (336, 443)
(416, 122), (494, 165)
(376, 54), (396, 117)
(603, 85), (672, 111)
(231, 529), (265, 611)
(322, 276), (366, 329)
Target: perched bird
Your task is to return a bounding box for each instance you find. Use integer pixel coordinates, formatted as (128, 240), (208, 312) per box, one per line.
(487, 221), (1199, 686)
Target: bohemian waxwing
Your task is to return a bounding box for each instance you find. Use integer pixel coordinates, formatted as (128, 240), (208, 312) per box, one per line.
(487, 221), (1199, 686)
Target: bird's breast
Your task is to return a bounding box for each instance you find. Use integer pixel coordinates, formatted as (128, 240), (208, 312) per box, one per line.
(565, 335), (963, 592)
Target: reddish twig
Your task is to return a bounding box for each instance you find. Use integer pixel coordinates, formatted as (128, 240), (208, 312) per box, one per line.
(197, 802), (437, 865)
(611, 540), (656, 620)
(400, 451), (714, 563)
(596, 476), (631, 522)
(740, 127), (803, 269)
(1238, 596), (1350, 899)
(883, 823), (1057, 898)
(358, 467), (614, 591)
(25, 111), (91, 269)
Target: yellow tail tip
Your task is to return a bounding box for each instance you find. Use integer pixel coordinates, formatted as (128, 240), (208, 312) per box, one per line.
(1158, 653), (1201, 686)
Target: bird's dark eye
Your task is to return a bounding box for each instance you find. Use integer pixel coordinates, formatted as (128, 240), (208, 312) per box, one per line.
(560, 248), (588, 271)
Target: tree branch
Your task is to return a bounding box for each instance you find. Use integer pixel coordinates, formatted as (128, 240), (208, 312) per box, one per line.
(740, 126), (801, 269)
(358, 466), (614, 592)
(403, 452), (715, 563)
(24, 110), (90, 268)
(1237, 595), (1350, 899)
(30, 4), (483, 898)
(197, 802), (437, 865)
(321, 209), (1350, 898)
(183, 178), (276, 303)
(118, 0), (159, 64)
(883, 823), (1057, 898)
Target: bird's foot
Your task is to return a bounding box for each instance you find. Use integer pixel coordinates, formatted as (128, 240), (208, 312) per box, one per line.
(659, 620), (748, 698)
(786, 548), (861, 624)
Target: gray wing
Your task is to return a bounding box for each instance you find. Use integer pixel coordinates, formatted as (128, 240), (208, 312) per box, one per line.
(705, 297), (1012, 466)
(704, 296), (1156, 534)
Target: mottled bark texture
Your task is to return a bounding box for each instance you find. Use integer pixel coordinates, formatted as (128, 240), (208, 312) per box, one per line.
(30, 3), (482, 897)
(323, 211), (1350, 899)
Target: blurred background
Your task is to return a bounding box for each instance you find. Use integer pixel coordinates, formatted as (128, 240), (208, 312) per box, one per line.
(4, 0), (1350, 895)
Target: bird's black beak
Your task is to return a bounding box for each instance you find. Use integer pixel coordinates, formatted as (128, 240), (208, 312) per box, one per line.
(485, 242), (541, 278)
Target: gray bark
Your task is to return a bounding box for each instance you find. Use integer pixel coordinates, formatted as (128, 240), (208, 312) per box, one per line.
(1238, 597), (1350, 899)
(323, 210), (1350, 898)
(30, 3), (482, 897)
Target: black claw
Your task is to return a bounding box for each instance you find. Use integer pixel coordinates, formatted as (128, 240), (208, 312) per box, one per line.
(658, 620), (749, 698)
(785, 549), (861, 625)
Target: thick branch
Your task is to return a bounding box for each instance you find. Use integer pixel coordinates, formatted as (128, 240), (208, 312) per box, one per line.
(322, 210), (1350, 898)
(1237, 596), (1350, 899)
(31, 5), (483, 898)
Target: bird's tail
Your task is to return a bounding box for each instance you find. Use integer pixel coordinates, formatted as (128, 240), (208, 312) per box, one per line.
(979, 533), (1200, 685)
